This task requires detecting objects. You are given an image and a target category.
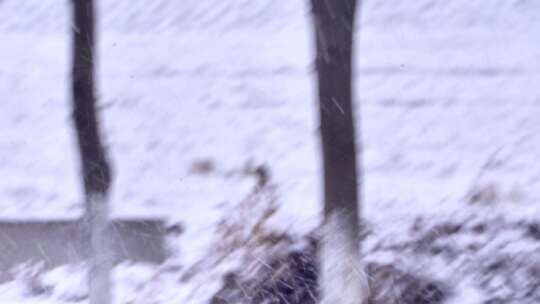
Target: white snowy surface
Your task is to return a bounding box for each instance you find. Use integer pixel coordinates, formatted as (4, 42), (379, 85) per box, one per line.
(1, 0), (540, 303)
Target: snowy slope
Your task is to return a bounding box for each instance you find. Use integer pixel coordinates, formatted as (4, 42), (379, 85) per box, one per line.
(1, 0), (540, 303)
(1, 0), (540, 33)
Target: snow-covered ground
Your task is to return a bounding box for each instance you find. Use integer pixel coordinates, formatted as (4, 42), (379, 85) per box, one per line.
(1, 0), (540, 303)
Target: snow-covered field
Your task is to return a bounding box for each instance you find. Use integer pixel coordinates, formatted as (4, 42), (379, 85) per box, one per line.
(1, 0), (540, 303)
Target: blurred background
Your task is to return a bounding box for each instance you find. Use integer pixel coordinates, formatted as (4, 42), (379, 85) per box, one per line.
(1, 1), (540, 303)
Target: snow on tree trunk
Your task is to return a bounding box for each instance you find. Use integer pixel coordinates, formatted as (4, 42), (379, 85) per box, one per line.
(310, 0), (369, 303)
(85, 192), (112, 304)
(70, 1), (113, 303)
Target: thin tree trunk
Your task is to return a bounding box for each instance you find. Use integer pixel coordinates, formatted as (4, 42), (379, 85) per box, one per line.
(70, 1), (112, 303)
(310, 0), (369, 303)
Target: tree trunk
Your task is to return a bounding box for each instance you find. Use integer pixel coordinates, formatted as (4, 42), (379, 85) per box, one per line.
(70, 1), (112, 303)
(310, 0), (369, 303)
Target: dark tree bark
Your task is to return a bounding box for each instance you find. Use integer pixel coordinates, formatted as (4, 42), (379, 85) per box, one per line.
(70, 1), (112, 303)
(310, 0), (368, 303)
